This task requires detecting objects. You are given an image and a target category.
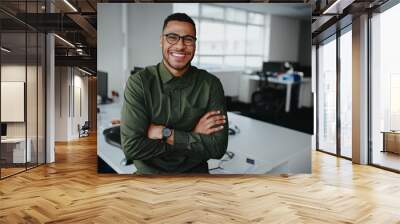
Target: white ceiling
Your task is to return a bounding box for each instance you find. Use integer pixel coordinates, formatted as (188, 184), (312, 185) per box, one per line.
(213, 3), (311, 20)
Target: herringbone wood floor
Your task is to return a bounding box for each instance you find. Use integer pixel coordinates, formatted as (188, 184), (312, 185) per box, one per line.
(1, 135), (400, 224)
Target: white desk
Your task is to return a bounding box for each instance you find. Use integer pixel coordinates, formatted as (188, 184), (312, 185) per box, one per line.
(1, 138), (32, 163)
(97, 102), (136, 174)
(239, 75), (311, 112)
(98, 104), (311, 174)
(208, 112), (311, 174)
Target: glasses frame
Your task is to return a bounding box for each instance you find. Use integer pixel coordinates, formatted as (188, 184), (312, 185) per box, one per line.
(163, 33), (197, 46)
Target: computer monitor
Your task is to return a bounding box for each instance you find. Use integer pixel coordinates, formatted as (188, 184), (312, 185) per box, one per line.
(262, 62), (285, 74)
(1, 123), (7, 137)
(97, 70), (108, 103)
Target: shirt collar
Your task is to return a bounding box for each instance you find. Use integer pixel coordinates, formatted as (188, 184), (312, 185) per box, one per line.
(159, 61), (174, 84)
(159, 61), (193, 84)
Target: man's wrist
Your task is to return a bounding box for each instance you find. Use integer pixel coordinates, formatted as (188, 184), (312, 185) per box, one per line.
(159, 125), (166, 139)
(166, 129), (174, 145)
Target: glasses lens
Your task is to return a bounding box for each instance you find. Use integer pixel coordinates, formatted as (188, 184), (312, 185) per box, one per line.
(183, 36), (195, 46)
(165, 34), (179, 44)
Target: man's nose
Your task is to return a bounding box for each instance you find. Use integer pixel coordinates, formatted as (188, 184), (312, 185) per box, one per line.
(174, 38), (185, 49)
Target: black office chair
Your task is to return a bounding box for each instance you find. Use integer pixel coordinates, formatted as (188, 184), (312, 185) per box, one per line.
(102, 125), (133, 165)
(103, 125), (121, 148)
(250, 72), (286, 116)
(78, 121), (90, 138)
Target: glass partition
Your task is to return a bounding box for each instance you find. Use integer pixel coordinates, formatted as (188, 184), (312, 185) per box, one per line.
(317, 36), (337, 155)
(0, 1), (46, 179)
(1, 30), (28, 177)
(370, 3), (400, 171)
(339, 28), (352, 158)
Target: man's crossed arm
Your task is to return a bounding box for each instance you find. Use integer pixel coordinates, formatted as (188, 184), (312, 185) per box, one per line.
(147, 110), (226, 144)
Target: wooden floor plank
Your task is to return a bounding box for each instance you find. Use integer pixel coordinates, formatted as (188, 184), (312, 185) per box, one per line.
(0, 135), (400, 223)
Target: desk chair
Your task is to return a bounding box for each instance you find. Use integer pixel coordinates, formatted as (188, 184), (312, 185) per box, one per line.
(251, 72), (286, 116)
(102, 125), (132, 166)
(78, 121), (90, 138)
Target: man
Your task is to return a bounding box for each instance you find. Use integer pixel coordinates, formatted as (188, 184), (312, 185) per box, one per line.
(121, 13), (228, 174)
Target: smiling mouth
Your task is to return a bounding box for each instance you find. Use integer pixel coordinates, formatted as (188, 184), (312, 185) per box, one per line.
(170, 52), (186, 59)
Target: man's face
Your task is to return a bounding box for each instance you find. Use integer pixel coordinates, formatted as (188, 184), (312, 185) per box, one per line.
(160, 20), (196, 73)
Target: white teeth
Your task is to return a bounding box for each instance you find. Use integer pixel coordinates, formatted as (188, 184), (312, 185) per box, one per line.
(171, 52), (185, 57)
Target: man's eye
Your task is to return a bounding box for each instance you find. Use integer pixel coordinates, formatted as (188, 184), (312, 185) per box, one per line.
(167, 34), (179, 39)
(184, 37), (194, 42)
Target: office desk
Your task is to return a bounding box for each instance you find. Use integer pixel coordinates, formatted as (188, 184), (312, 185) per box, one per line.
(382, 131), (400, 154)
(209, 112), (311, 174)
(239, 75), (311, 112)
(98, 104), (311, 174)
(1, 138), (32, 163)
(97, 102), (136, 174)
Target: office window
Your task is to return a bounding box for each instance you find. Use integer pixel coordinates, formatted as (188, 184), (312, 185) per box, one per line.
(317, 37), (337, 155)
(248, 12), (264, 25)
(371, 3), (400, 171)
(199, 21), (224, 55)
(246, 25), (264, 55)
(202, 5), (224, 20)
(225, 56), (245, 69)
(226, 8), (247, 23)
(246, 56), (263, 68)
(174, 4), (268, 70)
(173, 3), (199, 17)
(339, 29), (352, 158)
(225, 24), (246, 55)
(199, 56), (223, 69)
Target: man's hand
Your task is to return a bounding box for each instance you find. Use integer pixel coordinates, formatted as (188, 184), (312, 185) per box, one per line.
(147, 124), (164, 140)
(193, 110), (226, 135)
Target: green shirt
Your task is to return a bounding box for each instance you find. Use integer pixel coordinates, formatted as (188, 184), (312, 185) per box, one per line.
(120, 62), (228, 174)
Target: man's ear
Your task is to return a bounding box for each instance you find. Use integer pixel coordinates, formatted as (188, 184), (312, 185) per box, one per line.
(160, 35), (162, 48)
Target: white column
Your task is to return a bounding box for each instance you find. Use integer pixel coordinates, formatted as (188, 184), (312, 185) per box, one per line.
(46, 32), (55, 163)
(352, 14), (369, 164)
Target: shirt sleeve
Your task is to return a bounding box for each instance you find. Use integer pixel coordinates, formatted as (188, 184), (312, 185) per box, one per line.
(172, 77), (229, 161)
(120, 74), (174, 163)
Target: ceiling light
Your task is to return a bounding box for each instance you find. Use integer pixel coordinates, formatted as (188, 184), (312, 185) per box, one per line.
(322, 0), (354, 15)
(63, 0), (78, 12)
(1, 47), (11, 53)
(54, 34), (75, 48)
(78, 67), (92, 76)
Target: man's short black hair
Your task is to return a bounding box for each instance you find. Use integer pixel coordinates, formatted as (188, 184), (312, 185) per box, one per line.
(163, 13), (196, 34)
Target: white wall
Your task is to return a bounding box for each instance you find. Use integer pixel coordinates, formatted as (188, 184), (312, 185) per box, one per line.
(55, 67), (70, 141)
(98, 3), (127, 98)
(268, 15), (301, 63)
(128, 4), (172, 70)
(213, 71), (243, 97)
(54, 67), (89, 141)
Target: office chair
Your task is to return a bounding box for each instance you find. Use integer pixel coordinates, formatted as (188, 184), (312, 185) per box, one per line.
(102, 125), (132, 166)
(79, 121), (90, 138)
(251, 71), (286, 116)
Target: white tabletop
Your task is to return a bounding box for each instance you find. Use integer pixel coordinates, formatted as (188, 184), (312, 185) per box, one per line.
(97, 102), (311, 174)
(209, 113), (311, 174)
(1, 138), (29, 143)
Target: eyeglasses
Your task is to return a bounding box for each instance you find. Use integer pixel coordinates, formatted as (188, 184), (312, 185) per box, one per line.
(163, 33), (197, 46)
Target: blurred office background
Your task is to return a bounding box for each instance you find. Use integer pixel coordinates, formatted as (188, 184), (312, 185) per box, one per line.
(98, 3), (312, 135)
